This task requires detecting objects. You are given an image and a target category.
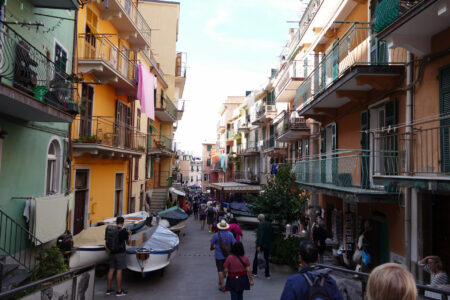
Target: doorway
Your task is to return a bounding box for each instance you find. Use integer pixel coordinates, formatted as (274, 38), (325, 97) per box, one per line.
(115, 173), (124, 217)
(79, 83), (94, 137)
(74, 169), (89, 235)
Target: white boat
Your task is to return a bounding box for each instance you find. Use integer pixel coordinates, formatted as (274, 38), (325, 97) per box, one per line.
(69, 225), (108, 269)
(126, 225), (179, 274)
(101, 211), (149, 232)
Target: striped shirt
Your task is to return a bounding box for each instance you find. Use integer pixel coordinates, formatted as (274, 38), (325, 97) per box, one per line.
(422, 263), (450, 286)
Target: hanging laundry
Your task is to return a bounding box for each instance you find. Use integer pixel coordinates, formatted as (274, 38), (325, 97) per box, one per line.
(137, 63), (155, 120)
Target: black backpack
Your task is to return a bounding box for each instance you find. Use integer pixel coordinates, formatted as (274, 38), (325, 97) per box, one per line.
(105, 225), (123, 253)
(303, 272), (331, 300)
(207, 207), (215, 218)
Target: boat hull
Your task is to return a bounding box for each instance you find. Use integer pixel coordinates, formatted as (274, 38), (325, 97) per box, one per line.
(69, 246), (108, 269)
(126, 248), (178, 273)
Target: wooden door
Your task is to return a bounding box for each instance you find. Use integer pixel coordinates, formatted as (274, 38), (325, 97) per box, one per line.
(115, 101), (131, 148)
(74, 169), (89, 235)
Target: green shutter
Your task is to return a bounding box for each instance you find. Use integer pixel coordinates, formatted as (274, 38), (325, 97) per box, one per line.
(361, 111), (370, 188)
(150, 157), (154, 178)
(385, 99), (397, 127)
(439, 65), (450, 173)
(332, 47), (339, 80)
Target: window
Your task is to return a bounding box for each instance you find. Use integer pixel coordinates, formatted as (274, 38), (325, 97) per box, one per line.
(226, 145), (231, 154)
(136, 109), (141, 131)
(190, 176), (193, 182)
(206, 158), (211, 166)
(196, 166), (199, 172)
(114, 173), (124, 217)
(207, 145), (212, 151)
(204, 174), (209, 181)
(46, 139), (62, 195)
(146, 157), (153, 179)
(191, 166), (194, 171)
(54, 42), (67, 75)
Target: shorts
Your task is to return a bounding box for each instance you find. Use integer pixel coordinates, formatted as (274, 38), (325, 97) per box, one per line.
(207, 216), (214, 225)
(200, 215), (206, 221)
(216, 259), (226, 272)
(109, 252), (127, 270)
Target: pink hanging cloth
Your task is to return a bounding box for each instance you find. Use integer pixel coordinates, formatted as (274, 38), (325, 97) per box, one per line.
(137, 63), (155, 120)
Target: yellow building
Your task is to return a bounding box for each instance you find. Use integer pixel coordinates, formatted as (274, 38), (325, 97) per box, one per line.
(139, 0), (185, 211)
(70, 0), (152, 233)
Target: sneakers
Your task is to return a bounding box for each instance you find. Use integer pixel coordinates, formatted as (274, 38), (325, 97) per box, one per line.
(252, 273), (258, 278)
(265, 276), (272, 280)
(116, 290), (128, 297)
(106, 290), (114, 296)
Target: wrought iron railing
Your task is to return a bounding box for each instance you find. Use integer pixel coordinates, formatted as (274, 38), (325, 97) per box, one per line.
(294, 24), (407, 110)
(155, 94), (177, 121)
(294, 150), (373, 190)
(0, 24), (77, 114)
(148, 134), (173, 152)
(276, 111), (309, 136)
(78, 33), (137, 83)
(375, 0), (424, 33)
(234, 170), (259, 182)
(262, 135), (287, 150)
(371, 116), (450, 177)
(72, 116), (147, 152)
(0, 209), (42, 272)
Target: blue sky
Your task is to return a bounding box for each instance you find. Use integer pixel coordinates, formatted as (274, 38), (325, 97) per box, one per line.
(174, 0), (302, 156)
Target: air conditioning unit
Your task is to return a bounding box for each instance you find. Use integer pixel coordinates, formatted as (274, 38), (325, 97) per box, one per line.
(267, 105), (276, 112)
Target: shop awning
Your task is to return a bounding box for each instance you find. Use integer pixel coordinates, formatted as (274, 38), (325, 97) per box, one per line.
(169, 187), (185, 197)
(210, 182), (261, 192)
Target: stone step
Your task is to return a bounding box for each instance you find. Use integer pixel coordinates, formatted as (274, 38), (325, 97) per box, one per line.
(1, 263), (19, 277)
(1, 268), (29, 292)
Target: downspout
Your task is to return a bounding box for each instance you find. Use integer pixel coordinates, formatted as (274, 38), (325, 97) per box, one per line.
(128, 101), (135, 213)
(405, 51), (413, 271)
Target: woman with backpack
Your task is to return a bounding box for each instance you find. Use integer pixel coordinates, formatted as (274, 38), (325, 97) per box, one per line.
(228, 218), (243, 242)
(199, 203), (207, 230)
(207, 203), (216, 233)
(224, 242), (254, 300)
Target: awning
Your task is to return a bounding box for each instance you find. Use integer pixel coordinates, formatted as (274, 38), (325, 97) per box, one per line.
(210, 182), (261, 192)
(169, 187), (185, 197)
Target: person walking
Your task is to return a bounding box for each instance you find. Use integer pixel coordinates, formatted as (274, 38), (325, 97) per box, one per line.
(280, 241), (343, 300)
(193, 199), (199, 220)
(418, 256), (449, 286)
(105, 217), (131, 297)
(313, 219), (327, 263)
(224, 242), (254, 300)
(207, 202), (216, 233)
(366, 263), (417, 300)
(252, 214), (273, 279)
(199, 203), (207, 230)
(210, 220), (236, 292)
(228, 218), (243, 242)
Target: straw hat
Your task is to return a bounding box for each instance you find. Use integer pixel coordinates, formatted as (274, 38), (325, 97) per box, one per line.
(217, 220), (229, 230)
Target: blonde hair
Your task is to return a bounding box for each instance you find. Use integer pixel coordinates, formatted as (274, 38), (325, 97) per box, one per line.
(366, 263), (417, 300)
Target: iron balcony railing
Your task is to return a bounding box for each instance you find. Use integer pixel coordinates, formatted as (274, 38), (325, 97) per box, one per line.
(148, 134), (174, 152)
(234, 170), (259, 182)
(78, 33), (137, 83)
(371, 116), (450, 178)
(276, 111), (309, 136)
(262, 135), (287, 150)
(156, 94), (177, 121)
(375, 0), (424, 33)
(245, 140), (260, 153)
(0, 24), (77, 113)
(0, 209), (43, 272)
(175, 52), (187, 77)
(294, 150), (374, 190)
(72, 116), (147, 152)
(294, 24), (407, 110)
(255, 104), (277, 121)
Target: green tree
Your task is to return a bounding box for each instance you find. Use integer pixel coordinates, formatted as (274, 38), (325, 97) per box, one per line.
(249, 165), (307, 225)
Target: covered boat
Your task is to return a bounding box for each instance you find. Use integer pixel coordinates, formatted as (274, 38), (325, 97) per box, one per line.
(126, 225), (179, 274)
(69, 225), (108, 269)
(228, 202), (258, 226)
(101, 211), (149, 232)
(157, 206), (188, 232)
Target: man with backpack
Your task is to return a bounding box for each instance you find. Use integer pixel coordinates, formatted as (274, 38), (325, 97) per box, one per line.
(105, 217), (131, 297)
(206, 202), (216, 233)
(210, 220), (236, 292)
(280, 241), (343, 300)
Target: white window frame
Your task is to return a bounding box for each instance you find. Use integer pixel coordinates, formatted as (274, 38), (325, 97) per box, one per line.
(45, 138), (63, 195)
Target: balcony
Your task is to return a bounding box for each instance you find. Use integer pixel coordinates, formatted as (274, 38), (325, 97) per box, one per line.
(78, 34), (137, 98)
(0, 25), (76, 122)
(274, 60), (306, 103)
(217, 121), (226, 134)
(234, 170), (259, 184)
(237, 120), (250, 133)
(252, 102), (277, 125)
(370, 116), (450, 188)
(227, 129), (235, 141)
(261, 135), (288, 156)
(294, 150), (398, 202)
(175, 52), (187, 97)
(376, 0), (450, 56)
(177, 100), (185, 121)
(29, 0), (79, 9)
(211, 162), (223, 172)
(277, 111), (310, 142)
(72, 116), (147, 158)
(155, 94), (177, 122)
(147, 134), (174, 158)
(89, 0), (151, 50)
(295, 24), (406, 121)
(237, 141), (260, 156)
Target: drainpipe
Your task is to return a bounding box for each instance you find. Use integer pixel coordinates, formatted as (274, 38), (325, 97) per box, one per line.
(405, 51), (413, 271)
(128, 101), (135, 214)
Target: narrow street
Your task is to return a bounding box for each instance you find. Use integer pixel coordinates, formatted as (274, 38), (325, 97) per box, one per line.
(94, 217), (294, 299)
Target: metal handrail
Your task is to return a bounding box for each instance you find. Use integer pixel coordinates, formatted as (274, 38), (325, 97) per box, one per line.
(116, 0), (151, 45)
(316, 263), (450, 299)
(0, 24), (75, 112)
(78, 33), (137, 82)
(156, 94), (177, 121)
(148, 134), (173, 152)
(0, 208), (42, 272)
(0, 264), (95, 298)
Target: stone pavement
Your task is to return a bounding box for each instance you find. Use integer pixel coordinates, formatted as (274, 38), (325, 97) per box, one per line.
(94, 216), (295, 299)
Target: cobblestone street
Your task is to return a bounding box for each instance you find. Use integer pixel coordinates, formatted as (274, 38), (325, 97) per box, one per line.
(94, 217), (295, 299)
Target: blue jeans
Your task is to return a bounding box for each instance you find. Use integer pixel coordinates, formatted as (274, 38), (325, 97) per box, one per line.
(230, 291), (243, 300)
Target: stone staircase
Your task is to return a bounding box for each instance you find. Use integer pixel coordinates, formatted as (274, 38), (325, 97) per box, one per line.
(0, 256), (29, 293)
(150, 188), (168, 212)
